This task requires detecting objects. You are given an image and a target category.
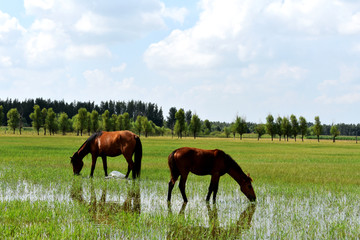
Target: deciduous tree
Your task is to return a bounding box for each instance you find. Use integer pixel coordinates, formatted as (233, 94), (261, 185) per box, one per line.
(46, 108), (57, 135)
(276, 116), (283, 141)
(58, 112), (70, 135)
(7, 108), (20, 134)
(330, 124), (340, 143)
(281, 117), (291, 141)
(41, 108), (47, 135)
(102, 110), (111, 132)
(234, 116), (247, 140)
(167, 107), (177, 138)
(78, 108), (88, 135)
(314, 116), (322, 142)
(175, 108), (185, 138)
(189, 114), (201, 139)
(266, 114), (275, 141)
(29, 105), (42, 135)
(255, 124), (265, 141)
(299, 116), (307, 142)
(290, 114), (299, 142)
(134, 115), (143, 136)
(123, 112), (131, 130)
(90, 110), (99, 133)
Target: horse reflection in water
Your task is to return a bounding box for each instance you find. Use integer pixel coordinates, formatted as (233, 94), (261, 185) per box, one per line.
(167, 203), (256, 239)
(70, 181), (140, 224)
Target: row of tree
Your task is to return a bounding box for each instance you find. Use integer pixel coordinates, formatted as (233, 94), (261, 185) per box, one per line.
(1, 98), (359, 140)
(3, 105), (166, 137)
(0, 98), (164, 127)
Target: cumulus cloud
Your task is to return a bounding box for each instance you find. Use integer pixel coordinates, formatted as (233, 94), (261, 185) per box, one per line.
(144, 0), (360, 74)
(0, 10), (25, 43)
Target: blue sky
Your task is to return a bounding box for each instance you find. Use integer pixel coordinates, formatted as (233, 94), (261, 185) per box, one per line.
(1, 0), (360, 124)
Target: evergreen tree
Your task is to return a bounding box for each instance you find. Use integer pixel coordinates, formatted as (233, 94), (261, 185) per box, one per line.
(0, 105), (4, 126)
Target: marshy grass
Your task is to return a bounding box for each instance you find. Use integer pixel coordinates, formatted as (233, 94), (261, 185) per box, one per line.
(0, 135), (359, 239)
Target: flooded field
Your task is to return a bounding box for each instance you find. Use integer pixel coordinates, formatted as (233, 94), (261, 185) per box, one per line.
(1, 177), (359, 239)
(0, 135), (359, 239)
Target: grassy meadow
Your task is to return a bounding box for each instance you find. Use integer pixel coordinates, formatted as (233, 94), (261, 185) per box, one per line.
(0, 134), (359, 239)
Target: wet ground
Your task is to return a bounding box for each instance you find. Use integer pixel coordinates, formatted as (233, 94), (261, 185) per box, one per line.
(1, 177), (359, 239)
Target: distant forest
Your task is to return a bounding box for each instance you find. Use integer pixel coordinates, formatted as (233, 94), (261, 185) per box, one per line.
(1, 98), (359, 136)
(0, 98), (164, 127)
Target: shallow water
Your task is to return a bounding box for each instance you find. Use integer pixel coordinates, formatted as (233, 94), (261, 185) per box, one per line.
(1, 178), (359, 238)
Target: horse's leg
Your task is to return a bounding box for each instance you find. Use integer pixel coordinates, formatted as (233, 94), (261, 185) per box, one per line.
(167, 174), (179, 202)
(101, 156), (108, 177)
(123, 153), (134, 179)
(179, 173), (189, 203)
(206, 173), (220, 203)
(90, 154), (97, 177)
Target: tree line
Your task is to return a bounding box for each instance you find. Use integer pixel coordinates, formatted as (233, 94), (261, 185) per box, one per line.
(1, 98), (359, 140)
(0, 98), (164, 127)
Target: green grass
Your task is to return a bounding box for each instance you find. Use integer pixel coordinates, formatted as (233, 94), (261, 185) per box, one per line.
(0, 135), (359, 239)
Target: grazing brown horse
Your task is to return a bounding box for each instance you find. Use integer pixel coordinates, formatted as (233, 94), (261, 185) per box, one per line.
(167, 147), (256, 203)
(70, 130), (142, 179)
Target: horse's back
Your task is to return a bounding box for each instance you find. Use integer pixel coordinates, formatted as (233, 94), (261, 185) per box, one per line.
(96, 131), (138, 156)
(173, 147), (222, 175)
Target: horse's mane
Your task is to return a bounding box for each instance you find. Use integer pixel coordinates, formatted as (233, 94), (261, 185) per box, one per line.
(77, 131), (103, 153)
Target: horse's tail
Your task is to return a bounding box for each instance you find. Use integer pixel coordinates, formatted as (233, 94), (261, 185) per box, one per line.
(168, 150), (179, 181)
(133, 135), (142, 179)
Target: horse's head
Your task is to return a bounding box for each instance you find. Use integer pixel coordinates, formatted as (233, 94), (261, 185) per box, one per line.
(70, 152), (84, 175)
(240, 174), (256, 202)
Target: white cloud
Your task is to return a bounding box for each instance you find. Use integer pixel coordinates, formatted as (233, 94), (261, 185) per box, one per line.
(25, 32), (57, 61)
(65, 45), (111, 59)
(266, 63), (307, 80)
(160, 3), (188, 24)
(111, 63), (127, 73)
(24, 0), (55, 12)
(75, 11), (110, 35)
(338, 12), (360, 35)
(30, 18), (56, 31)
(0, 10), (25, 43)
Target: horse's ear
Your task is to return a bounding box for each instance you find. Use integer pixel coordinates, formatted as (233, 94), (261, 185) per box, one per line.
(247, 173), (253, 182)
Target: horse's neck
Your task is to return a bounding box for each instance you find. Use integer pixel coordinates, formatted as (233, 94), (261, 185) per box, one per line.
(77, 144), (90, 159)
(228, 166), (247, 186)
